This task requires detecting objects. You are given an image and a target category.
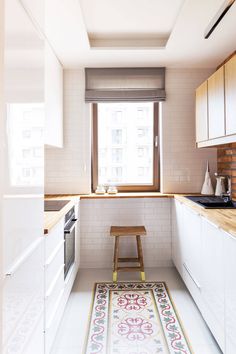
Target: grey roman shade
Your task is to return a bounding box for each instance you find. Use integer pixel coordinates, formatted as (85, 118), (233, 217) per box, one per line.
(85, 67), (166, 102)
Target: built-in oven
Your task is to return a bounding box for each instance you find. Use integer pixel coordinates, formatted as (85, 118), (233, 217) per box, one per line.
(64, 206), (77, 279)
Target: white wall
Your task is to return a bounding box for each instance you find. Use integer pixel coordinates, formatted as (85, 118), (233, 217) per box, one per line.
(80, 198), (171, 268)
(161, 69), (217, 193)
(45, 70), (91, 194)
(45, 68), (217, 194)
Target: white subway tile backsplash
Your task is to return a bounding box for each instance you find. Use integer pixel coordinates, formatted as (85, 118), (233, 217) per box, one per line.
(80, 198), (172, 268)
(45, 69), (91, 194)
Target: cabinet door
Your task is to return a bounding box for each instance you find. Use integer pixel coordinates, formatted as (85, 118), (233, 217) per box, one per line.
(171, 199), (184, 275)
(196, 80), (208, 142)
(224, 231), (236, 354)
(225, 55), (236, 135)
(3, 240), (44, 354)
(3, 0), (45, 353)
(45, 42), (63, 147)
(182, 206), (203, 309)
(201, 219), (224, 351)
(208, 66), (225, 139)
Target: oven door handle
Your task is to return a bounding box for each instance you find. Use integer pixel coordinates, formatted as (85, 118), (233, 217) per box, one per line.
(64, 220), (77, 234)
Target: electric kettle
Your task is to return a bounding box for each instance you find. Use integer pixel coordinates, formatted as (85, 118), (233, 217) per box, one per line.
(215, 174), (226, 196)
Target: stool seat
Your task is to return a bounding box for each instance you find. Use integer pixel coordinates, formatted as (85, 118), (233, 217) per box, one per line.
(110, 225), (146, 282)
(110, 226), (146, 237)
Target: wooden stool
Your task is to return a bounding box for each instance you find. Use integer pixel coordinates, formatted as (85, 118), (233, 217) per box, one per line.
(110, 226), (146, 282)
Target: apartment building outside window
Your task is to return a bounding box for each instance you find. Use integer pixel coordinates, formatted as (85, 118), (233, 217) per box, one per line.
(92, 102), (159, 192)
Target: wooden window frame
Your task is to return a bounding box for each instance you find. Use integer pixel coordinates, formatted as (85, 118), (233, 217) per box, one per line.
(92, 102), (160, 192)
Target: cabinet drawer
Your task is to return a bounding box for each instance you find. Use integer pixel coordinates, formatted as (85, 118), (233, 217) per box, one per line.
(182, 262), (203, 312)
(45, 289), (64, 354)
(45, 218), (64, 260)
(45, 241), (64, 293)
(45, 264), (64, 326)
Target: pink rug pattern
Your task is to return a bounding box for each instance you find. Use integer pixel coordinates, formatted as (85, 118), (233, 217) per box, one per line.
(84, 282), (192, 354)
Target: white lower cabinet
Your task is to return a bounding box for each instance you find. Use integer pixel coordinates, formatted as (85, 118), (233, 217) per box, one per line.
(44, 218), (64, 354)
(224, 231), (236, 354)
(201, 219), (224, 351)
(44, 201), (80, 354)
(172, 199), (236, 353)
(182, 205), (204, 316)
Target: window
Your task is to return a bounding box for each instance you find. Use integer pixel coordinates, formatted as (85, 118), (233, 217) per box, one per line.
(112, 129), (123, 144)
(92, 102), (159, 192)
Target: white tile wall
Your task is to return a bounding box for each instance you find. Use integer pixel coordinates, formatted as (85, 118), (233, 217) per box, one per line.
(45, 69), (91, 194)
(80, 198), (172, 268)
(45, 68), (217, 195)
(161, 69), (217, 193)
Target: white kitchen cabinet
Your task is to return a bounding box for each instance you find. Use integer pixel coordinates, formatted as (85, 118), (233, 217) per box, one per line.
(224, 231), (236, 354)
(201, 218), (225, 351)
(19, 1), (63, 147)
(44, 218), (64, 354)
(172, 199), (184, 275)
(2, 0), (45, 353)
(45, 42), (63, 147)
(172, 199), (229, 352)
(196, 80), (208, 142)
(182, 205), (203, 310)
(44, 200), (80, 354)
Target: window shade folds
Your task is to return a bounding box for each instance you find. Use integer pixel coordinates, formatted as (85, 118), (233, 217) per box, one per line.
(85, 67), (166, 102)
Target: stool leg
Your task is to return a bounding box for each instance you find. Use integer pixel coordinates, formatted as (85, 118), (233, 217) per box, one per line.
(113, 236), (119, 282)
(136, 235), (145, 281)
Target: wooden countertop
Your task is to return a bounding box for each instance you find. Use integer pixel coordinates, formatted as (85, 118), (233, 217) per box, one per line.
(44, 196), (79, 235)
(46, 192), (174, 199)
(175, 195), (236, 238)
(44, 193), (236, 238)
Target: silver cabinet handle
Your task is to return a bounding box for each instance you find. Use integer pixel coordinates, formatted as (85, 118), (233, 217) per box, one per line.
(183, 262), (201, 290)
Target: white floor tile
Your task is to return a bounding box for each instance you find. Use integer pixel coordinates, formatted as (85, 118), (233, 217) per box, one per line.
(51, 267), (222, 354)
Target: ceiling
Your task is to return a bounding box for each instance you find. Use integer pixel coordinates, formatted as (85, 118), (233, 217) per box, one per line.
(5, 0), (44, 69)
(8, 0), (236, 69)
(80, 0), (184, 49)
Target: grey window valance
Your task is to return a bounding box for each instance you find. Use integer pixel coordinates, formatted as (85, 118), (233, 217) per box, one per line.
(85, 67), (166, 102)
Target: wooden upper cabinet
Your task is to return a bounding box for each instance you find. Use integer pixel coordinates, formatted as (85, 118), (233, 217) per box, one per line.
(225, 55), (236, 136)
(196, 81), (208, 142)
(208, 66), (225, 139)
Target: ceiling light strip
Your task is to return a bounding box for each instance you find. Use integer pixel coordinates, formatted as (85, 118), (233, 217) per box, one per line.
(205, 0), (236, 39)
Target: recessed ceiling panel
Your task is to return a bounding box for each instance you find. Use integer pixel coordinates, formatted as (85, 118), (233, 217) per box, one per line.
(80, 0), (185, 49)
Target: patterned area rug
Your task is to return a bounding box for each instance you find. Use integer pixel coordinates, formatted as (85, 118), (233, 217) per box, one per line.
(84, 282), (192, 354)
